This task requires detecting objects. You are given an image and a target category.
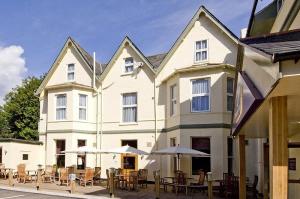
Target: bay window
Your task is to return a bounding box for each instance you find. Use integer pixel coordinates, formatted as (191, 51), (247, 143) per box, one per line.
(56, 94), (66, 120)
(227, 77), (234, 111)
(79, 94), (87, 120)
(191, 79), (210, 112)
(170, 84), (177, 116)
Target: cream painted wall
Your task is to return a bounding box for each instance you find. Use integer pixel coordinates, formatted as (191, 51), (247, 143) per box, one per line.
(157, 15), (237, 83)
(0, 142), (44, 170)
(46, 47), (93, 87)
(101, 45), (156, 132)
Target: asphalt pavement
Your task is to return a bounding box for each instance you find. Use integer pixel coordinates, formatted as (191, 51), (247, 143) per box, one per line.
(0, 189), (80, 199)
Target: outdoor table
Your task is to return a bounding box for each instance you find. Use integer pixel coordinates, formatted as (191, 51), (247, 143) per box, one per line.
(115, 174), (128, 190)
(2, 168), (14, 179)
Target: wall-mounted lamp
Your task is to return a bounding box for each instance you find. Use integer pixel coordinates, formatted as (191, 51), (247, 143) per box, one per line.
(4, 150), (7, 155)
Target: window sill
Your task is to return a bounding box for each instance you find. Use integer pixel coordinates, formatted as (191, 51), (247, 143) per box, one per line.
(190, 110), (211, 113)
(193, 60), (208, 65)
(121, 72), (134, 77)
(119, 122), (138, 126)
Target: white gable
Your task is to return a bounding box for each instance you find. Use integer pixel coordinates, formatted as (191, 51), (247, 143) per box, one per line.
(157, 13), (238, 82)
(46, 46), (93, 88)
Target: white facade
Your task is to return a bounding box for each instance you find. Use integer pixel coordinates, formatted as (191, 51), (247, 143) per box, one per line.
(0, 139), (44, 171)
(37, 6), (239, 180)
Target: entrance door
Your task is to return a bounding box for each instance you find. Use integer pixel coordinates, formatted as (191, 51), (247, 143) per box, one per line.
(121, 140), (138, 175)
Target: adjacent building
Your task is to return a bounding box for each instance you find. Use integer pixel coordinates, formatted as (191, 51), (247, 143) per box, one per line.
(232, 0), (300, 198)
(36, 6), (239, 180)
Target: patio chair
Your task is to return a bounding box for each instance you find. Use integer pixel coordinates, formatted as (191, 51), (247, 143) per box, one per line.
(127, 171), (139, 191)
(93, 167), (101, 184)
(79, 168), (94, 187)
(247, 175), (258, 198)
(173, 172), (188, 195)
(138, 169), (148, 188)
(0, 164), (6, 179)
(42, 165), (55, 183)
(17, 164), (32, 183)
(188, 170), (207, 194)
(59, 168), (69, 186)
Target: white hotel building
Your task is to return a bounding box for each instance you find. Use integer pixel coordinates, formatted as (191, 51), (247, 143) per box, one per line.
(35, 6), (242, 180)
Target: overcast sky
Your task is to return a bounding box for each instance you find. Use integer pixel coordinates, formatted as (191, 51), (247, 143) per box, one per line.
(0, 0), (272, 104)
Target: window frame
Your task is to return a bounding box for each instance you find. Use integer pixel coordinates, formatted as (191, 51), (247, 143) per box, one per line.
(227, 77), (234, 112)
(55, 139), (66, 168)
(67, 63), (75, 81)
(79, 94), (88, 120)
(194, 40), (208, 63)
(124, 57), (134, 74)
(56, 94), (67, 120)
(170, 84), (177, 116)
(191, 136), (211, 175)
(121, 92), (138, 123)
(190, 78), (210, 112)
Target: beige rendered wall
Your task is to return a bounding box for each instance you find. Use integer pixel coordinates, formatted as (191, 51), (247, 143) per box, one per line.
(46, 47), (93, 88)
(101, 45), (156, 132)
(157, 14), (237, 83)
(0, 142), (44, 170)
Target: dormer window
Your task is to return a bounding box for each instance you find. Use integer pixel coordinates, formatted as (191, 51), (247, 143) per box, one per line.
(195, 40), (208, 62)
(67, 64), (75, 81)
(124, 57), (134, 73)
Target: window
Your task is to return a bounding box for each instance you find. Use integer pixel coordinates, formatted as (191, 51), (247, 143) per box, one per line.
(77, 140), (86, 169)
(195, 40), (208, 62)
(124, 57), (134, 73)
(122, 93), (137, 123)
(191, 79), (210, 112)
(56, 94), (67, 120)
(170, 85), (177, 116)
(227, 77), (234, 111)
(67, 64), (75, 81)
(170, 138), (177, 172)
(227, 137), (234, 174)
(121, 140), (137, 170)
(79, 94), (87, 120)
(192, 137), (211, 174)
(56, 140), (65, 168)
(22, 154), (29, 160)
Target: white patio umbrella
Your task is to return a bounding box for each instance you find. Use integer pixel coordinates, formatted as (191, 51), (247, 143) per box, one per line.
(100, 145), (149, 156)
(152, 145), (209, 170)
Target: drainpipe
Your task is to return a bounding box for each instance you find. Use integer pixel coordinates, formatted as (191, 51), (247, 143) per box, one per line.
(154, 78), (158, 150)
(93, 52), (100, 167)
(99, 83), (103, 166)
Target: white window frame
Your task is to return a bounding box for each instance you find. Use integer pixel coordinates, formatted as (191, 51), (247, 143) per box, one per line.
(121, 92), (137, 123)
(124, 57), (134, 74)
(79, 94), (87, 120)
(170, 84), (177, 116)
(67, 63), (75, 81)
(227, 77), (234, 111)
(191, 78), (210, 112)
(194, 40), (208, 63)
(56, 94), (67, 120)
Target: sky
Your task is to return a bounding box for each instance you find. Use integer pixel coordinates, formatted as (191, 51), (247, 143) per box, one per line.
(0, 0), (272, 104)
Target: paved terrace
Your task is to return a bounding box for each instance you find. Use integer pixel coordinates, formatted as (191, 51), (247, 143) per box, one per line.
(0, 179), (224, 199)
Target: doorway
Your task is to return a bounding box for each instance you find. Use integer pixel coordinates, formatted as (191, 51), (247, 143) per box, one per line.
(121, 140), (138, 174)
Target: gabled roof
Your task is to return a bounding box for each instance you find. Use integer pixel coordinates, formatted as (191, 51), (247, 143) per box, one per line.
(35, 37), (101, 95)
(99, 36), (156, 81)
(156, 5), (239, 74)
(241, 29), (300, 62)
(146, 53), (167, 69)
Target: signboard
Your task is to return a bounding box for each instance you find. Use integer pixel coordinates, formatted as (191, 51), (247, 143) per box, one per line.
(232, 72), (264, 135)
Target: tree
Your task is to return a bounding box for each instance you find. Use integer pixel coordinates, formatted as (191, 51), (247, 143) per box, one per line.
(1, 76), (44, 140)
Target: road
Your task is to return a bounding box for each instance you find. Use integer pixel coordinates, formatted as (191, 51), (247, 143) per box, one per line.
(0, 189), (80, 199)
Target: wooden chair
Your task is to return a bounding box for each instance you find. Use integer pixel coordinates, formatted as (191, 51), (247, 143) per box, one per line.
(42, 165), (55, 183)
(188, 170), (207, 194)
(138, 169), (148, 188)
(127, 171), (139, 191)
(59, 168), (69, 186)
(173, 172), (188, 195)
(17, 164), (32, 183)
(247, 175), (258, 198)
(0, 164), (6, 179)
(93, 167), (101, 184)
(79, 168), (94, 186)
